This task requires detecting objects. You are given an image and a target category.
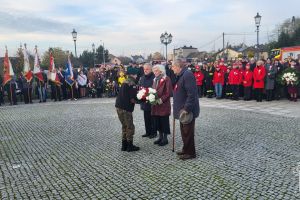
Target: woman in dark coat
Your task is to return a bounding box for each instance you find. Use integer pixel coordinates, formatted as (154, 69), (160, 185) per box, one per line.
(151, 64), (172, 146)
(265, 58), (277, 101)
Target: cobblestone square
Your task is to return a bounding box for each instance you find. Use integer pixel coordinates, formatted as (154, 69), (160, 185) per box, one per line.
(0, 98), (299, 199)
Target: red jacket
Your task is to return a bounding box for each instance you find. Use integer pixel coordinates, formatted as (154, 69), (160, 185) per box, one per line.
(239, 69), (244, 84)
(151, 76), (172, 116)
(228, 68), (241, 85)
(243, 70), (253, 87)
(212, 70), (224, 85)
(219, 64), (227, 74)
(253, 66), (266, 89)
(194, 71), (204, 86)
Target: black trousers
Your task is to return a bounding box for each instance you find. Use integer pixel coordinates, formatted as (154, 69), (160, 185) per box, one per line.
(255, 88), (263, 102)
(143, 110), (155, 135)
(266, 89), (273, 101)
(6, 84), (17, 105)
(232, 85), (239, 100)
(153, 115), (170, 134)
(52, 85), (61, 101)
(61, 83), (67, 100)
(0, 89), (3, 105)
(197, 85), (202, 97)
(22, 88), (33, 104)
(244, 87), (252, 100)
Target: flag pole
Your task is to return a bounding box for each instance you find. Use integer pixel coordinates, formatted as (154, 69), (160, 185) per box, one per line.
(71, 84), (74, 100)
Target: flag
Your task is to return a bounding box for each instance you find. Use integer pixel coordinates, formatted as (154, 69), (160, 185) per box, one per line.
(65, 55), (74, 86)
(3, 48), (14, 85)
(33, 47), (44, 82)
(23, 46), (33, 82)
(48, 52), (61, 85)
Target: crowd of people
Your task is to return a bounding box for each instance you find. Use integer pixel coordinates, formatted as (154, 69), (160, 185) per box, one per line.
(190, 57), (300, 102)
(0, 57), (299, 107)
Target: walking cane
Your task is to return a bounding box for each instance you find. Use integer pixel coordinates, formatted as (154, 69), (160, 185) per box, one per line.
(172, 117), (175, 152)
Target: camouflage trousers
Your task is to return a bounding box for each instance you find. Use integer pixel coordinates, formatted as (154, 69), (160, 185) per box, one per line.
(116, 108), (135, 141)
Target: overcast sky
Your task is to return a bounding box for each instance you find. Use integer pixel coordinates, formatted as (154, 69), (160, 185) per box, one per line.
(0, 0), (298, 57)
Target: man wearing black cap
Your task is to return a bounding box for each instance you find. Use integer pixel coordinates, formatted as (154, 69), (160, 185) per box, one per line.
(115, 68), (140, 152)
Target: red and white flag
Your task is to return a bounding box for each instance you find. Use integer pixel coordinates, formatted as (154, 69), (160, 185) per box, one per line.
(23, 45), (33, 82)
(3, 47), (14, 85)
(48, 52), (61, 85)
(33, 47), (44, 82)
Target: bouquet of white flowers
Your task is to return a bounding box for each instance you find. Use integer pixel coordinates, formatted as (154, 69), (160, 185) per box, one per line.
(137, 87), (160, 105)
(277, 68), (300, 86)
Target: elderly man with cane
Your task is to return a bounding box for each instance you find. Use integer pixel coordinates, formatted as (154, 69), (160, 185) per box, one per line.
(171, 59), (200, 160)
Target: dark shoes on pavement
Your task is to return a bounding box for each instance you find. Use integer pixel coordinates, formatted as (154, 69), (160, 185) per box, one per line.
(154, 132), (168, 146)
(178, 154), (196, 160)
(142, 133), (150, 137)
(126, 141), (140, 152)
(121, 140), (140, 152)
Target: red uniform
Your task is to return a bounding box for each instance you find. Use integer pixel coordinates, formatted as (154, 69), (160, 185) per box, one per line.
(212, 70), (224, 85)
(243, 70), (253, 87)
(219, 64), (227, 74)
(253, 66), (266, 89)
(228, 68), (241, 85)
(239, 69), (244, 85)
(194, 71), (204, 86)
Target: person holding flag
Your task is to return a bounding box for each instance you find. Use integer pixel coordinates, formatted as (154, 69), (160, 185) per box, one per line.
(3, 46), (17, 105)
(48, 51), (61, 101)
(22, 44), (33, 104)
(65, 54), (77, 100)
(34, 46), (47, 103)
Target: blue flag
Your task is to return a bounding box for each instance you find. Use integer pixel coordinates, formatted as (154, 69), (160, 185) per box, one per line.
(65, 55), (74, 86)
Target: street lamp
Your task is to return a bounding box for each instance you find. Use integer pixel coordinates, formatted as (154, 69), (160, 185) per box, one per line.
(160, 32), (173, 63)
(254, 13), (261, 60)
(92, 43), (95, 67)
(71, 28), (77, 58)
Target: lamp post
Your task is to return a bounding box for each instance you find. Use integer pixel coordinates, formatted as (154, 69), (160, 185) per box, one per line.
(160, 32), (173, 63)
(71, 28), (77, 58)
(92, 43), (95, 67)
(254, 13), (261, 60)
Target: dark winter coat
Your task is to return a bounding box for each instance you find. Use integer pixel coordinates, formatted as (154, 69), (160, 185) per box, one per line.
(173, 67), (200, 120)
(139, 73), (155, 111)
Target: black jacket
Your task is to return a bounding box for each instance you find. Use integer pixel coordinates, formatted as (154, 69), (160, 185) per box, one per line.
(139, 73), (154, 111)
(115, 77), (137, 112)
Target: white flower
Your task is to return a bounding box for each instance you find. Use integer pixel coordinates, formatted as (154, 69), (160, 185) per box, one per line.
(148, 93), (156, 102)
(150, 88), (157, 94)
(137, 90), (145, 100)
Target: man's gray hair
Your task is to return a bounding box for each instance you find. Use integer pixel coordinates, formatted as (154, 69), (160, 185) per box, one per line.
(172, 59), (184, 68)
(153, 64), (166, 76)
(143, 63), (152, 69)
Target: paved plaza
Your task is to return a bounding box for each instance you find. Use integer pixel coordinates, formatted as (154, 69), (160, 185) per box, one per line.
(0, 98), (299, 199)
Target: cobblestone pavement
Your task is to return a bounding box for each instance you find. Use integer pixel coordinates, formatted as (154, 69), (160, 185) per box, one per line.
(0, 98), (299, 199)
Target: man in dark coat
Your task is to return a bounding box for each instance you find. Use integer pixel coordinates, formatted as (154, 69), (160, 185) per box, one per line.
(171, 59), (200, 160)
(139, 63), (156, 138)
(115, 68), (139, 152)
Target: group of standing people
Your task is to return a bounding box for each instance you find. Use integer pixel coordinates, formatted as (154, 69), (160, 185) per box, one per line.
(192, 58), (300, 102)
(115, 60), (200, 160)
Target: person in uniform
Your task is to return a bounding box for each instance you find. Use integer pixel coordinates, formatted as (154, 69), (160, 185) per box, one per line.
(212, 65), (224, 99)
(193, 65), (204, 98)
(228, 63), (241, 100)
(243, 63), (253, 101)
(115, 68), (140, 152)
(253, 60), (266, 102)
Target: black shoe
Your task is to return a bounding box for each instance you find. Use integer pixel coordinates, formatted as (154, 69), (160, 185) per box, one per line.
(121, 140), (127, 151)
(126, 141), (140, 152)
(154, 132), (163, 145)
(158, 133), (168, 146)
(149, 133), (157, 139)
(142, 133), (150, 138)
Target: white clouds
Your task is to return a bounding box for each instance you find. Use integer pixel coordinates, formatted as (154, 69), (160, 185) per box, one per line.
(0, 0), (298, 57)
